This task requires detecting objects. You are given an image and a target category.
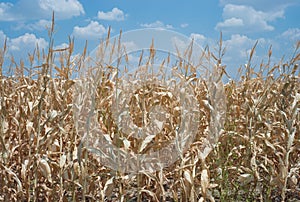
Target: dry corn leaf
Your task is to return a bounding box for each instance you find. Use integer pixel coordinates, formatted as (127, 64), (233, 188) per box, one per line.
(139, 134), (156, 152)
(59, 154), (67, 168)
(103, 176), (114, 197)
(4, 166), (22, 192)
(28, 101), (38, 112)
(73, 145), (78, 160)
(3, 120), (8, 133)
(238, 173), (253, 184)
(39, 158), (52, 183)
(21, 159), (29, 181)
(122, 137), (130, 150)
(103, 134), (112, 143)
(264, 139), (276, 151)
(201, 169), (209, 196)
(26, 121), (34, 134)
(183, 170), (193, 185)
(198, 197), (205, 202)
(73, 161), (81, 176)
(141, 189), (159, 201)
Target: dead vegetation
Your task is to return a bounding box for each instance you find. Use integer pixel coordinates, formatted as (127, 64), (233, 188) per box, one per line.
(0, 16), (299, 202)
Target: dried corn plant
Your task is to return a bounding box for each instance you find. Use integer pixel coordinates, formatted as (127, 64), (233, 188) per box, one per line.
(0, 16), (299, 202)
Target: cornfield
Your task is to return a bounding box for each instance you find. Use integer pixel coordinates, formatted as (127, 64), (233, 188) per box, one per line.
(0, 17), (299, 202)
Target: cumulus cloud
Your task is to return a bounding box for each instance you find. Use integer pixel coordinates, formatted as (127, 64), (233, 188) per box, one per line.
(0, 30), (7, 53)
(97, 7), (126, 21)
(0, 2), (17, 21)
(180, 23), (189, 28)
(54, 43), (69, 50)
(0, 31), (51, 74)
(219, 0), (298, 12)
(190, 33), (207, 47)
(140, 21), (173, 29)
(221, 34), (269, 73)
(281, 28), (300, 42)
(224, 34), (262, 58)
(0, 30), (48, 50)
(0, 31), (48, 65)
(9, 33), (48, 51)
(224, 34), (258, 50)
(215, 4), (284, 33)
(170, 35), (206, 61)
(122, 41), (139, 52)
(0, 0), (84, 21)
(39, 0), (84, 18)
(216, 17), (243, 28)
(15, 20), (52, 31)
(0, 30), (6, 41)
(72, 21), (108, 39)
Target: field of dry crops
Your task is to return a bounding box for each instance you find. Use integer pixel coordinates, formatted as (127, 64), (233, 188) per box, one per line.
(0, 23), (299, 201)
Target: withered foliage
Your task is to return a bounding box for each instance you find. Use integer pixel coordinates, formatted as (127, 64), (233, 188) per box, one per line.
(0, 19), (299, 201)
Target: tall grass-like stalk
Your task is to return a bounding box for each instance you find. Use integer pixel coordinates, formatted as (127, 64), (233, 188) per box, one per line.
(0, 14), (299, 201)
(0, 39), (7, 163)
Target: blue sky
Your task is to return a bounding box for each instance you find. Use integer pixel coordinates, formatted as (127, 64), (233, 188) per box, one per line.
(0, 0), (299, 78)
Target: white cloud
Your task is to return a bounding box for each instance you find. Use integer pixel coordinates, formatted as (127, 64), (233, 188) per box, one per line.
(190, 33), (207, 47)
(224, 34), (258, 54)
(0, 30), (7, 52)
(10, 33), (48, 51)
(0, 30), (48, 60)
(72, 21), (108, 39)
(224, 34), (263, 58)
(0, 0), (84, 21)
(97, 7), (126, 21)
(215, 4), (284, 33)
(140, 21), (173, 29)
(39, 0), (84, 18)
(0, 2), (18, 21)
(281, 28), (300, 42)
(180, 23), (189, 28)
(122, 41), (139, 52)
(54, 43), (69, 50)
(15, 19), (52, 31)
(0, 31), (50, 73)
(171, 36), (189, 53)
(0, 30), (6, 41)
(28, 20), (52, 31)
(219, 0), (298, 12)
(0, 2), (12, 13)
(216, 17), (244, 28)
(221, 34), (268, 74)
(170, 36), (205, 64)
(118, 41), (140, 65)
